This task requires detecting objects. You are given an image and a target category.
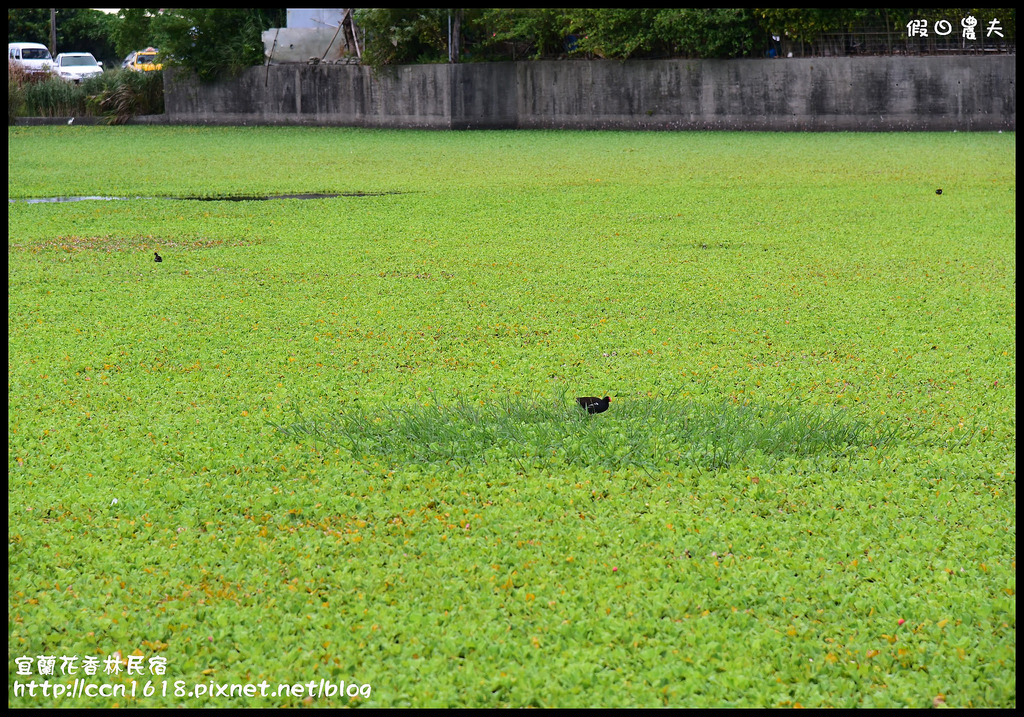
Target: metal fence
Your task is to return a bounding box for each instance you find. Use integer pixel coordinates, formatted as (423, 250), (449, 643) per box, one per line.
(776, 30), (1015, 58)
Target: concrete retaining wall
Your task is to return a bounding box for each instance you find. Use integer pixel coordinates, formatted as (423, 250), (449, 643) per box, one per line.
(163, 56), (1015, 131)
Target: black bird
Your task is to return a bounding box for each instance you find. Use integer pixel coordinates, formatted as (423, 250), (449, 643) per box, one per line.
(154, 251), (163, 262)
(935, 188), (943, 195)
(576, 396), (610, 414)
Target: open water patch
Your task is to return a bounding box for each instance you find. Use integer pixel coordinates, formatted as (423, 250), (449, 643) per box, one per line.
(10, 191), (401, 204)
(11, 196), (133, 204)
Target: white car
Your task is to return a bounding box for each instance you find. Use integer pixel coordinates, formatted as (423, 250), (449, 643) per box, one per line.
(9, 42), (54, 75)
(54, 52), (104, 83)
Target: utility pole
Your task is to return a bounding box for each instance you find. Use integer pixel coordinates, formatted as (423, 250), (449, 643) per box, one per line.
(50, 8), (57, 56)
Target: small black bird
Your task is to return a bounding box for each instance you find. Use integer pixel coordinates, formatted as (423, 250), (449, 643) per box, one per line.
(576, 396), (610, 414)
(154, 251), (163, 262)
(935, 188), (943, 195)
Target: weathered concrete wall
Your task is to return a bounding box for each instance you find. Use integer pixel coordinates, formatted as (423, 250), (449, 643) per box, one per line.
(514, 57), (1016, 130)
(163, 56), (1015, 131)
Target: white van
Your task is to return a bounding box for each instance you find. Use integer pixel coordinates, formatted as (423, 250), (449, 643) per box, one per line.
(9, 42), (55, 74)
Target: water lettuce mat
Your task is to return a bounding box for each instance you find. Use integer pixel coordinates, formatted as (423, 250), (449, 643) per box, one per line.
(8, 127), (1015, 708)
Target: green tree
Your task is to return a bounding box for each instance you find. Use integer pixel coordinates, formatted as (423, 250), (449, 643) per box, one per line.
(9, 8), (120, 64)
(653, 8), (762, 58)
(476, 8), (572, 60)
(355, 8), (451, 67)
(55, 9), (120, 65)
(8, 8), (51, 45)
(114, 8), (160, 59)
(564, 8), (662, 59)
(148, 8), (285, 81)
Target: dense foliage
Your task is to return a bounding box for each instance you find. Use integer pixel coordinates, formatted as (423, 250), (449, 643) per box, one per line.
(7, 62), (163, 123)
(7, 63), (163, 123)
(8, 8), (120, 65)
(9, 8), (1017, 77)
(9, 8), (285, 81)
(144, 8), (286, 81)
(356, 7), (1016, 65)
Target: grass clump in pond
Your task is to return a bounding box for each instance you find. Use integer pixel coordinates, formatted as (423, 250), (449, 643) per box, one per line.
(273, 389), (916, 473)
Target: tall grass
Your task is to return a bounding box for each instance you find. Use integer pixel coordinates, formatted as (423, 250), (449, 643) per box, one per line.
(87, 69), (165, 123)
(7, 67), (164, 123)
(8, 61), (32, 123)
(21, 76), (88, 117)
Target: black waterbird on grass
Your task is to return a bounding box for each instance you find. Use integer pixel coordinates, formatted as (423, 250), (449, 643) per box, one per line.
(935, 188), (943, 195)
(576, 396), (611, 414)
(154, 251), (163, 262)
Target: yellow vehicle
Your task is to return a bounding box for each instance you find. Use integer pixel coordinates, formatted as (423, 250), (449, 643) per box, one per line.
(122, 47), (163, 72)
